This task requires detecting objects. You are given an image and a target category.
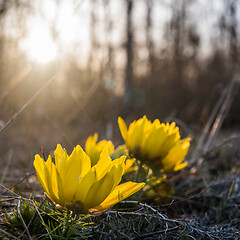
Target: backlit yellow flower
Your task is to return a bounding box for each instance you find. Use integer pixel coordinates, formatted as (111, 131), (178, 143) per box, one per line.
(118, 116), (190, 172)
(85, 133), (114, 166)
(85, 134), (135, 173)
(34, 144), (145, 214)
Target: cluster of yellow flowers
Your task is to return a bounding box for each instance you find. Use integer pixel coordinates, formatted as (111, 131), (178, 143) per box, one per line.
(34, 116), (190, 214)
(118, 116), (190, 172)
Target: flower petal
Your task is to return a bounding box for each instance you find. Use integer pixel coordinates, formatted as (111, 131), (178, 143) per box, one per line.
(75, 168), (97, 204)
(84, 172), (114, 209)
(128, 119), (146, 153)
(124, 158), (135, 173)
(93, 147), (112, 180)
(141, 126), (168, 159)
(161, 139), (190, 172)
(34, 154), (50, 196)
(54, 144), (68, 179)
(45, 156), (63, 204)
(118, 117), (128, 142)
(94, 181), (145, 211)
(109, 157), (125, 191)
(63, 145), (91, 203)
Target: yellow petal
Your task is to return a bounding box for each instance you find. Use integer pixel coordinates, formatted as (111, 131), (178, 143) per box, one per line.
(161, 139), (190, 172)
(174, 162), (188, 171)
(34, 154), (50, 196)
(98, 140), (114, 155)
(75, 145), (91, 177)
(34, 157), (59, 203)
(152, 119), (160, 126)
(66, 146), (91, 177)
(84, 172), (114, 209)
(112, 155), (126, 167)
(118, 117), (128, 142)
(141, 126), (167, 159)
(63, 145), (91, 202)
(85, 133), (97, 154)
(128, 119), (146, 153)
(54, 144), (68, 182)
(85, 133), (98, 165)
(93, 148), (112, 180)
(45, 156), (65, 205)
(74, 168), (97, 204)
(94, 181), (145, 211)
(124, 158), (135, 173)
(109, 158), (125, 191)
(85, 133), (115, 166)
(159, 132), (180, 158)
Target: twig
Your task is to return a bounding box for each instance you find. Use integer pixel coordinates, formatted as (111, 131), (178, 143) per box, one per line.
(161, 175), (218, 208)
(120, 201), (214, 239)
(41, 146), (47, 161)
(0, 183), (20, 197)
(120, 201), (181, 225)
(177, 234), (197, 240)
(0, 75), (55, 134)
(17, 200), (33, 240)
(31, 199), (53, 240)
(0, 228), (18, 239)
(108, 210), (148, 217)
(132, 225), (181, 240)
(2, 171), (36, 195)
(203, 134), (240, 157)
(100, 220), (133, 240)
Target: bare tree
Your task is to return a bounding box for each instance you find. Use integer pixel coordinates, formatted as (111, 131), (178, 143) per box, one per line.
(228, 0), (238, 63)
(146, 0), (154, 84)
(103, 0), (115, 84)
(124, 0), (134, 92)
(88, 0), (98, 74)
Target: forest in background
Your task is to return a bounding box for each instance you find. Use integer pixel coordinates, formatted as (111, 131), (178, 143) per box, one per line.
(0, 0), (239, 168)
(1, 1), (240, 239)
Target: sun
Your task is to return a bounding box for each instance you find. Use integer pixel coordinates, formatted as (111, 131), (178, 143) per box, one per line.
(19, 1), (90, 65)
(20, 21), (57, 64)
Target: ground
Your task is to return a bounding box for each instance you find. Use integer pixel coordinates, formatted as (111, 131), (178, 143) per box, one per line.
(0, 124), (240, 239)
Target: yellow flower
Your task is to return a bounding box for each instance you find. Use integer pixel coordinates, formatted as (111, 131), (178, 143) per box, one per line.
(85, 133), (114, 166)
(118, 116), (190, 172)
(34, 144), (145, 214)
(85, 134), (134, 173)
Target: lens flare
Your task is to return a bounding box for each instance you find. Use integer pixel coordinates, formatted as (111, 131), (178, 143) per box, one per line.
(20, 22), (57, 64)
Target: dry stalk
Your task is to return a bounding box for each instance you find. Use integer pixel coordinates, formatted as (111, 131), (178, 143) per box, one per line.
(17, 199), (33, 240)
(202, 67), (239, 154)
(191, 65), (240, 166)
(100, 219), (133, 240)
(203, 133), (240, 157)
(0, 75), (56, 134)
(2, 171), (35, 196)
(132, 225), (181, 240)
(0, 228), (18, 239)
